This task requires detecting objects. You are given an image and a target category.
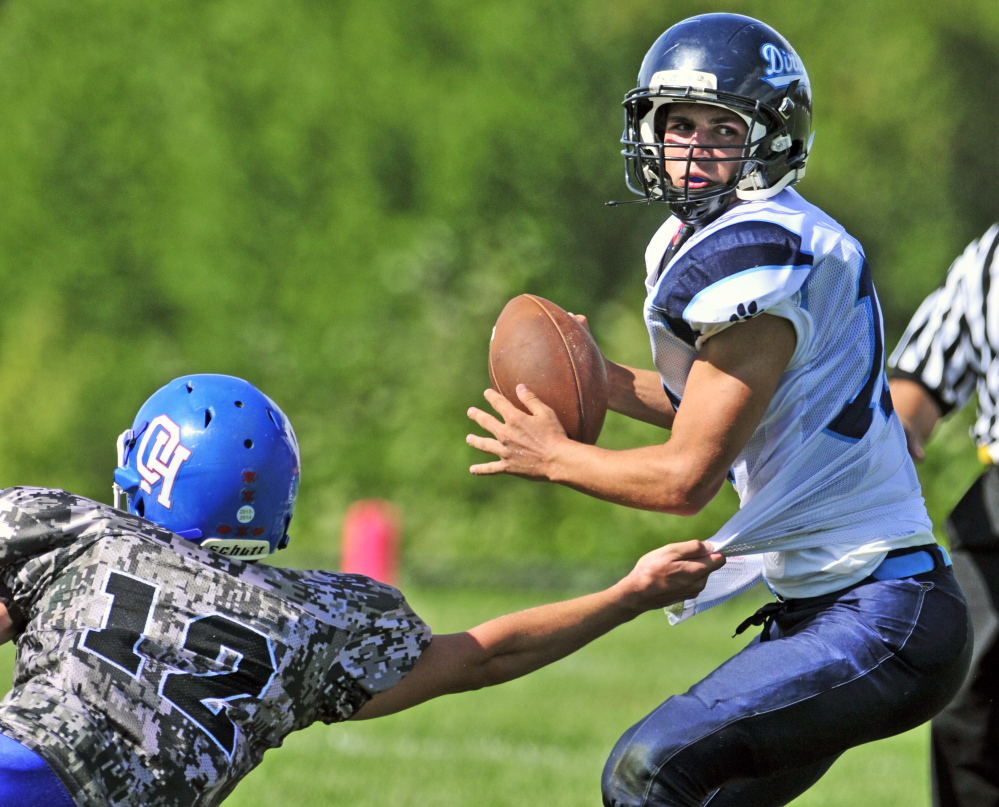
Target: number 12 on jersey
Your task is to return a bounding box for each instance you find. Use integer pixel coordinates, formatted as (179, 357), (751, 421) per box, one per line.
(80, 570), (277, 758)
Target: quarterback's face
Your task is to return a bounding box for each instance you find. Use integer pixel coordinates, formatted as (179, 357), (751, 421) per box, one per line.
(661, 103), (750, 190)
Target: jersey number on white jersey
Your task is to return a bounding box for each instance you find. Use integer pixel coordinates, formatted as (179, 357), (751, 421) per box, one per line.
(825, 261), (894, 440)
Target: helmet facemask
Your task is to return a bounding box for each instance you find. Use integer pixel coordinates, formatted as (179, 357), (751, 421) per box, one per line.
(622, 86), (802, 224)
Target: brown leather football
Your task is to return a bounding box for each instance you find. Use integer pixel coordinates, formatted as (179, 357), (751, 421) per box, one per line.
(488, 294), (608, 444)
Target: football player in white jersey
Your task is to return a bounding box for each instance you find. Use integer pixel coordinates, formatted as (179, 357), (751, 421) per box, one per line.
(467, 13), (971, 806)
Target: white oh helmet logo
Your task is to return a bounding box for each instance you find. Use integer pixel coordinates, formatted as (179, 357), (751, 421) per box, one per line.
(136, 415), (193, 508)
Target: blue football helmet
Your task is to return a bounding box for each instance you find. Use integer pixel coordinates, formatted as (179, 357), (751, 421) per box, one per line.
(113, 374), (301, 559)
(621, 13), (813, 224)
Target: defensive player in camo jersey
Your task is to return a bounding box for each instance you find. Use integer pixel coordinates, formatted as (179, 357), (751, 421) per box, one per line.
(468, 14), (971, 806)
(0, 374), (723, 807)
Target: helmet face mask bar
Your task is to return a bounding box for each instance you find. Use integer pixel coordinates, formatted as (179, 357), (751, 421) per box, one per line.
(624, 90), (787, 216)
(619, 14), (812, 225)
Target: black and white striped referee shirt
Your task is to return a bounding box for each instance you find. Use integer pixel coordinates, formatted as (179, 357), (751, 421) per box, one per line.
(889, 224), (999, 461)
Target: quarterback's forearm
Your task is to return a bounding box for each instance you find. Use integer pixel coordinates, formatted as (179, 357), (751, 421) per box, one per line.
(543, 439), (725, 515)
(467, 315), (794, 513)
(605, 362), (676, 429)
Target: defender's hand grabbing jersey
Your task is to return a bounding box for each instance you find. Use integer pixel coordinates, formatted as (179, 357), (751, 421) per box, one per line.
(0, 487), (430, 807)
(646, 188), (934, 618)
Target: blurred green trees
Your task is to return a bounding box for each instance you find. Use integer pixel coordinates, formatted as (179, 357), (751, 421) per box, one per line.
(0, 0), (990, 570)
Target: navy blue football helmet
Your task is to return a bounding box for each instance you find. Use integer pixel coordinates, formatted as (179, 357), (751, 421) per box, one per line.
(621, 13), (813, 224)
(113, 375), (301, 559)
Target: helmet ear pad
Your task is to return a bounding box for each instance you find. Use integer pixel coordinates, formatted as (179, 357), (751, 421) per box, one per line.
(114, 375), (301, 558)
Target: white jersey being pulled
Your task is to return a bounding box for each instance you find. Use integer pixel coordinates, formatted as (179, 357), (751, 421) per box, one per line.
(644, 189), (933, 620)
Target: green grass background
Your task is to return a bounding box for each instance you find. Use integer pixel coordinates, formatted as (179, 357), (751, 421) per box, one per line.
(1, 584), (924, 806)
(0, 0), (991, 572)
(0, 1), (967, 803)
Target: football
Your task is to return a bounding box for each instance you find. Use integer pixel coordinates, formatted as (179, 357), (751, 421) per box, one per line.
(488, 294), (608, 444)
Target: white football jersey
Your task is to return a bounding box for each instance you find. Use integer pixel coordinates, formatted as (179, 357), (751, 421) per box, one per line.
(643, 189), (933, 618)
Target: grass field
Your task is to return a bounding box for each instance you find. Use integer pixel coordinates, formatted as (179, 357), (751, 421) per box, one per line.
(201, 584), (929, 807)
(0, 583), (929, 806)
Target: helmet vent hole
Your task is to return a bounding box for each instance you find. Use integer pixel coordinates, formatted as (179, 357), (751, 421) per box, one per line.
(234, 400), (244, 408)
(244, 439), (253, 449)
(186, 381), (194, 393)
(204, 409), (213, 428)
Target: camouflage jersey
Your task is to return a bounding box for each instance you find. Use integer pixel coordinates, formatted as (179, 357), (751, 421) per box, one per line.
(0, 488), (432, 807)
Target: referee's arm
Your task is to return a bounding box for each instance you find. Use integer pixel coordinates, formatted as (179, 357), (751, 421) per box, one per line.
(890, 379), (942, 462)
(888, 227), (999, 461)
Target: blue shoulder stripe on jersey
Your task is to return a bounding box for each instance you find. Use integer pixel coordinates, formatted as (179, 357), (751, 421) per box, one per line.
(649, 221), (813, 346)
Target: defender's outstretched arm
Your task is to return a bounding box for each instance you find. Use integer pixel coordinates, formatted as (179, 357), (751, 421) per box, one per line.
(352, 540), (724, 719)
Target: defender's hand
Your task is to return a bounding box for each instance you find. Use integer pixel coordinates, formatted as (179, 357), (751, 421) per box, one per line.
(615, 540), (726, 612)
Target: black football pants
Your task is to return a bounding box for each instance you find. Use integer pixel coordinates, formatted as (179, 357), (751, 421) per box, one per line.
(932, 548), (999, 807)
(602, 566), (971, 807)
